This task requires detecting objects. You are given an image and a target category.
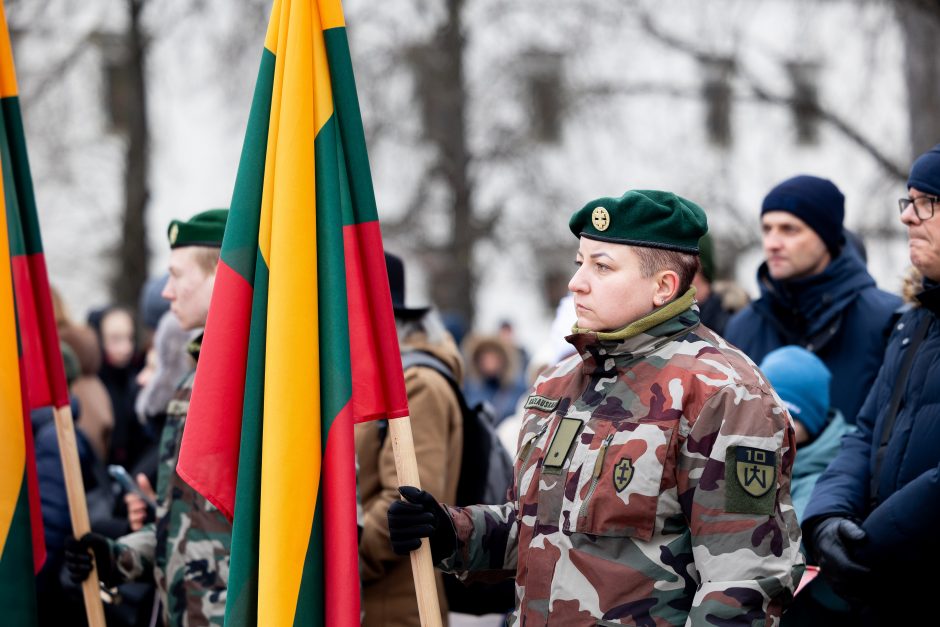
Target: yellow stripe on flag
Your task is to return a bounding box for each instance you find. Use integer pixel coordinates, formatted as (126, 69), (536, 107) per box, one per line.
(256, 0), (336, 623)
(318, 0), (346, 30)
(263, 0), (283, 56)
(0, 154), (25, 555)
(0, 1), (19, 98)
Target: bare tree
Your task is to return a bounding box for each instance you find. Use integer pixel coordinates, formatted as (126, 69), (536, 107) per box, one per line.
(112, 0), (150, 308)
(895, 0), (940, 158)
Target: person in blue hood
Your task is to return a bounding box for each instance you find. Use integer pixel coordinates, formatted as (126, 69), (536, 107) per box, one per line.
(801, 144), (940, 625)
(725, 175), (901, 425)
(759, 346), (853, 523)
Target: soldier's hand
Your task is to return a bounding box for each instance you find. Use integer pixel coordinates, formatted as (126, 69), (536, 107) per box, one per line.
(63, 532), (120, 587)
(811, 517), (869, 599)
(388, 486), (457, 562)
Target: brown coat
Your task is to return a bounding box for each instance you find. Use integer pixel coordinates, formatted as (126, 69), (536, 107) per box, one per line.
(356, 332), (464, 627)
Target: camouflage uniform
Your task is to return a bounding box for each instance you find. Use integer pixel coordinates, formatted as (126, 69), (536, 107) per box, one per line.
(111, 336), (232, 626)
(439, 295), (804, 626)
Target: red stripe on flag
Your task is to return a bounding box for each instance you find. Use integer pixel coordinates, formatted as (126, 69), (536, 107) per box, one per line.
(177, 259), (253, 521)
(343, 221), (409, 423)
(18, 355), (45, 572)
(323, 401), (360, 626)
(26, 254), (68, 408)
(10, 255), (51, 408)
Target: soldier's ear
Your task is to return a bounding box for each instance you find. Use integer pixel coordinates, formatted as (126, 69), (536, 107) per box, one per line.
(653, 270), (680, 306)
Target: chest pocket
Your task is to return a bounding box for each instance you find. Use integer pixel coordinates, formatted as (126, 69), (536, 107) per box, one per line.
(513, 411), (552, 503)
(554, 419), (675, 541)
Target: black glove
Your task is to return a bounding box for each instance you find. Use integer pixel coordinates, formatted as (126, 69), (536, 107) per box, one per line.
(64, 532), (120, 587)
(811, 517), (869, 600)
(387, 486), (457, 562)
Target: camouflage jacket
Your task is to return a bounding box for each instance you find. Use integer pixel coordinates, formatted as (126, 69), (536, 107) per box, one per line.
(440, 297), (804, 626)
(112, 335), (232, 626)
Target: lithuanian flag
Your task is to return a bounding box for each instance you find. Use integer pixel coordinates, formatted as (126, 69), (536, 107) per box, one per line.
(176, 0), (409, 624)
(0, 4), (47, 621)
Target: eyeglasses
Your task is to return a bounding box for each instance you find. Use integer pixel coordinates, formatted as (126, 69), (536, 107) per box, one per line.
(898, 196), (938, 221)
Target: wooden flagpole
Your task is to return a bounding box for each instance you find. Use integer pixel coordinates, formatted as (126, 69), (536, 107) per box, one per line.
(388, 415), (444, 627)
(53, 403), (107, 627)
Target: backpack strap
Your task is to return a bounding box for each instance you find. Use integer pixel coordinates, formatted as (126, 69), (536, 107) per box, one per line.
(377, 351), (462, 447)
(870, 314), (933, 506)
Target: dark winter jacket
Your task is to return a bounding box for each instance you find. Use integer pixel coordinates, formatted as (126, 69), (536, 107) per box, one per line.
(725, 252), (900, 424)
(790, 410), (853, 523)
(803, 277), (940, 613)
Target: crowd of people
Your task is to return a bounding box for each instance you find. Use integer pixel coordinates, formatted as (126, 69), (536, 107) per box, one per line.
(36, 143), (940, 627)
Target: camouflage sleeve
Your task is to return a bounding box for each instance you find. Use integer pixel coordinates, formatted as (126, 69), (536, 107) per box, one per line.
(438, 502), (518, 584)
(113, 523), (156, 581)
(680, 384), (803, 625)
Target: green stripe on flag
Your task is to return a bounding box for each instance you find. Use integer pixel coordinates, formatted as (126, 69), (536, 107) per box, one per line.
(0, 98), (42, 257)
(291, 109), (354, 626)
(0, 474), (38, 626)
(293, 491), (325, 627)
(225, 250), (269, 627)
(324, 28), (379, 228)
(222, 49), (276, 284)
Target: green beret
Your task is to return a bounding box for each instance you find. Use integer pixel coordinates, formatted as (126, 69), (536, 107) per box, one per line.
(698, 233), (715, 282)
(167, 208), (229, 249)
(569, 190), (708, 254)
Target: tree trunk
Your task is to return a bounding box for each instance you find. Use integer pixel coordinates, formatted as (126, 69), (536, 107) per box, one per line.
(424, 0), (477, 328)
(897, 0), (940, 159)
(111, 0), (149, 309)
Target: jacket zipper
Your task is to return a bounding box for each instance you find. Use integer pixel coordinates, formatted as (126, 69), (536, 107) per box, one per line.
(578, 433), (614, 520)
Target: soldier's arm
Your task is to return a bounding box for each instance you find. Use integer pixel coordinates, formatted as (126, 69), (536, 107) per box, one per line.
(437, 502), (518, 584)
(360, 372), (459, 582)
(113, 523), (156, 581)
(680, 385), (803, 626)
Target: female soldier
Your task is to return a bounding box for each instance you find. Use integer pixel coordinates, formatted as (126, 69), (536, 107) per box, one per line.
(388, 190), (803, 626)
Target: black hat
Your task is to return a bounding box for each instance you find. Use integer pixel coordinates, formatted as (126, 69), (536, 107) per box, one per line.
(761, 175), (844, 256)
(385, 253), (430, 319)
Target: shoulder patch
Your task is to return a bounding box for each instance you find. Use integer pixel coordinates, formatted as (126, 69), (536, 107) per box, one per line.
(725, 445), (777, 515)
(524, 394), (559, 412)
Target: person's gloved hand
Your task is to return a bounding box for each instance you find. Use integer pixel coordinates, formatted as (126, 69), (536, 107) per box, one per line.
(64, 532), (120, 587)
(811, 517), (869, 600)
(388, 486), (457, 563)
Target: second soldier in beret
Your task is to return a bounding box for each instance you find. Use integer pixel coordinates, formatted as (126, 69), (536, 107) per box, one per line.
(65, 209), (233, 626)
(389, 190), (804, 625)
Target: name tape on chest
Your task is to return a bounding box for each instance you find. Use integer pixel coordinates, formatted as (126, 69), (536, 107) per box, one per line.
(524, 395), (560, 412)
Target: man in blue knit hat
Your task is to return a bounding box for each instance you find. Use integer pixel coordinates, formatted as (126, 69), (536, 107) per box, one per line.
(802, 144), (940, 624)
(725, 175), (900, 425)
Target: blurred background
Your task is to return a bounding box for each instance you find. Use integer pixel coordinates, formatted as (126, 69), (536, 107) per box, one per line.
(5, 0), (935, 353)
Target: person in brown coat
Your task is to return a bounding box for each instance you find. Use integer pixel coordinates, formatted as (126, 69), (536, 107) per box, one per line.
(355, 253), (464, 626)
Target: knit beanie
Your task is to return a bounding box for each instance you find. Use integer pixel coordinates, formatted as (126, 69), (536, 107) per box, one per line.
(759, 346), (830, 438)
(908, 143), (940, 196)
(761, 175), (845, 256)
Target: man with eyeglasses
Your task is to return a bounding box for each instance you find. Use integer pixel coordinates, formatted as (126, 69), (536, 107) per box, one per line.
(725, 175), (900, 427)
(802, 144), (940, 625)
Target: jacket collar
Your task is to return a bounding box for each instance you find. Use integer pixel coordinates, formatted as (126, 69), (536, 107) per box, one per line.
(566, 289), (700, 375)
(753, 251), (875, 339)
(186, 332), (204, 363)
(916, 278), (940, 316)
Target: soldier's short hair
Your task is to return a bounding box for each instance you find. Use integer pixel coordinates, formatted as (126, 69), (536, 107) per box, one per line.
(192, 247), (222, 276)
(632, 246), (700, 296)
